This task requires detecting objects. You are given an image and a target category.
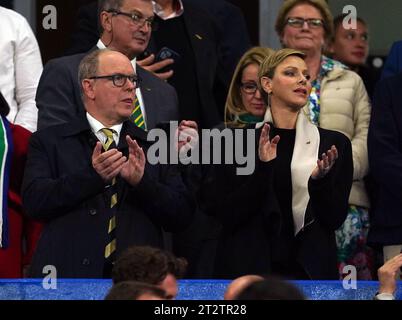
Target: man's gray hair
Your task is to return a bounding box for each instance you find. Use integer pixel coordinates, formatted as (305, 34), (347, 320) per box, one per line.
(99, 0), (124, 13)
(98, 0), (125, 34)
(98, 0), (153, 34)
(78, 49), (112, 98)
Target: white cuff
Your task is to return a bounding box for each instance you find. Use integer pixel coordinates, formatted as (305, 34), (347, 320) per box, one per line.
(374, 292), (395, 300)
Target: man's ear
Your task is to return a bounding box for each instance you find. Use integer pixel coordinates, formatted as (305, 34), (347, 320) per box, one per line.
(100, 11), (113, 33)
(261, 76), (273, 95)
(82, 79), (96, 100)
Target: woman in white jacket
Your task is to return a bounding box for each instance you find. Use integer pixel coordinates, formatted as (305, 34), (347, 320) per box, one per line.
(275, 0), (372, 279)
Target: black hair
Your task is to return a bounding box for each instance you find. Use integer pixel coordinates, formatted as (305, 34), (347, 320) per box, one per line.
(235, 276), (306, 300)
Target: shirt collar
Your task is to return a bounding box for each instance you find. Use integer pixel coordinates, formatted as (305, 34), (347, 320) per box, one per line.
(96, 39), (137, 72)
(86, 112), (123, 139)
(152, 0), (184, 20)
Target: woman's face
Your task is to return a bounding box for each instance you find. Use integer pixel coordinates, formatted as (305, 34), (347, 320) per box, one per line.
(240, 63), (266, 117)
(261, 56), (312, 111)
(330, 21), (369, 66)
(281, 4), (325, 54)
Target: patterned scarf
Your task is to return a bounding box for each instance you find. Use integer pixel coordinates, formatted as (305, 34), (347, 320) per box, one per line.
(0, 116), (13, 248)
(307, 56), (348, 125)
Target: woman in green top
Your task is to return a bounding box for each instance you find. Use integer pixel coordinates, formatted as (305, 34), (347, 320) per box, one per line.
(225, 47), (273, 128)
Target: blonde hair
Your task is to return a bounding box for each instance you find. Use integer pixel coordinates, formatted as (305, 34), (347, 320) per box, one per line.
(224, 46), (274, 127)
(275, 0), (334, 45)
(258, 48), (305, 106)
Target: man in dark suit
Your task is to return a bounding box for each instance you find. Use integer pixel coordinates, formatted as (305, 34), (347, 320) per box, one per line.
(66, 0), (252, 78)
(368, 72), (402, 268)
(184, 0), (251, 82)
(37, 0), (178, 131)
(141, 0), (225, 129)
(23, 49), (194, 278)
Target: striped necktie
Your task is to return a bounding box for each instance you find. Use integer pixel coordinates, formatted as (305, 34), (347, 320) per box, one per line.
(130, 97), (146, 130)
(100, 128), (117, 263)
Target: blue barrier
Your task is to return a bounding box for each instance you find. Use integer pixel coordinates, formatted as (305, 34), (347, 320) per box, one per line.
(0, 279), (401, 300)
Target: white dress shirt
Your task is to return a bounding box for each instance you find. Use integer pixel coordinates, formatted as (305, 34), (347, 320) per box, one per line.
(96, 40), (147, 130)
(0, 6), (42, 132)
(86, 112), (123, 146)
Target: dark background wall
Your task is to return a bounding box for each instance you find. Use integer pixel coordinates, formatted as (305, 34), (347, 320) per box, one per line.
(0, 0), (13, 9)
(228, 0), (259, 46)
(35, 0), (95, 63)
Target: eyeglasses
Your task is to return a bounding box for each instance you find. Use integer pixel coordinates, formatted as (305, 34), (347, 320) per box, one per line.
(107, 9), (157, 30)
(89, 74), (141, 88)
(286, 17), (324, 29)
(240, 82), (259, 94)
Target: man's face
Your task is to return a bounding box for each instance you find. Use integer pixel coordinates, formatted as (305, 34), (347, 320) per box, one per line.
(330, 21), (369, 66)
(105, 0), (154, 59)
(281, 4), (326, 54)
(87, 51), (137, 126)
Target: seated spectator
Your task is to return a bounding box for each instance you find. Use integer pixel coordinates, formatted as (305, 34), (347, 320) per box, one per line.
(224, 275), (265, 300)
(105, 281), (166, 300)
(235, 276), (306, 300)
(22, 49), (194, 279)
(329, 14), (381, 99)
(112, 245), (187, 299)
(225, 46), (273, 127)
(0, 5), (42, 132)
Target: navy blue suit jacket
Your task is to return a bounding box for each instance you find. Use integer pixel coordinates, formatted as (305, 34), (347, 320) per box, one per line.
(22, 119), (194, 278)
(368, 72), (402, 245)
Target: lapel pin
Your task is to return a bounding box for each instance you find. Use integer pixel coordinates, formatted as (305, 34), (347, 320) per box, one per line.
(195, 34), (203, 40)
